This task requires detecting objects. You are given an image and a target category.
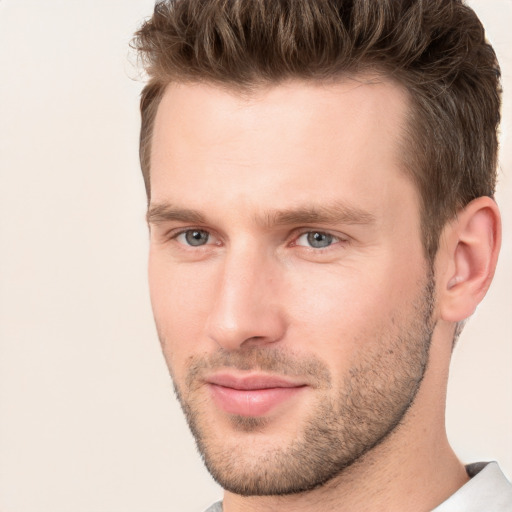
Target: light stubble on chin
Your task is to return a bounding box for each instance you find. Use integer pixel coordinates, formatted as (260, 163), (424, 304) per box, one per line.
(164, 275), (435, 496)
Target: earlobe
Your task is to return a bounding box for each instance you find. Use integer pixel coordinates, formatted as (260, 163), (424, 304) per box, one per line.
(438, 197), (501, 323)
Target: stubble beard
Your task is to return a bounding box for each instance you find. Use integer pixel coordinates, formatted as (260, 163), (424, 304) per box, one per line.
(165, 275), (435, 497)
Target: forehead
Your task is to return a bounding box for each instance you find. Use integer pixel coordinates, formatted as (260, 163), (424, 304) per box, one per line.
(149, 77), (414, 218)
(152, 76), (410, 150)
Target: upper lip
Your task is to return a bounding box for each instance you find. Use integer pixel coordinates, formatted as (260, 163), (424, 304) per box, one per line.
(206, 373), (306, 390)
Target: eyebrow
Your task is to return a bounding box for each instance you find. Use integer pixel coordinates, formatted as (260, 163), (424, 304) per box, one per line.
(261, 203), (376, 227)
(146, 201), (376, 228)
(147, 204), (207, 225)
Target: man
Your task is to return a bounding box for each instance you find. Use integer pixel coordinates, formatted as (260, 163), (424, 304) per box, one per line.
(133, 0), (512, 510)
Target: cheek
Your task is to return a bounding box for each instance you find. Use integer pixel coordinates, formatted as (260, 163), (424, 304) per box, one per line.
(148, 254), (218, 368)
(284, 258), (421, 359)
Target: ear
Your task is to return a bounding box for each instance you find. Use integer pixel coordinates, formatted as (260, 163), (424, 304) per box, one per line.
(436, 196), (501, 322)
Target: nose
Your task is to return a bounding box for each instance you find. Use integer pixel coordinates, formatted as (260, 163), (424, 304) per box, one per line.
(205, 244), (287, 351)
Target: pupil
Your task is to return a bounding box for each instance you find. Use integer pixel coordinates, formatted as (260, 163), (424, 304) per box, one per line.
(307, 231), (332, 248)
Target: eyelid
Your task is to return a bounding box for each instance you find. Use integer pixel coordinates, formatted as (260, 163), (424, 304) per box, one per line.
(168, 227), (221, 246)
(290, 229), (348, 249)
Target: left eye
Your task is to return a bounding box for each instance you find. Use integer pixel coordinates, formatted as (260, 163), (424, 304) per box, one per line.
(295, 231), (339, 249)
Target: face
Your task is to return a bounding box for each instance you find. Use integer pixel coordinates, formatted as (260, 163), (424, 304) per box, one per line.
(148, 78), (435, 495)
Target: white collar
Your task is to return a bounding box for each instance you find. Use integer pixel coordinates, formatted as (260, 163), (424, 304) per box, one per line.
(433, 462), (512, 511)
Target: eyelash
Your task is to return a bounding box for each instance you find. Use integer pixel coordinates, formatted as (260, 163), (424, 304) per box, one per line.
(292, 230), (345, 250)
(171, 228), (219, 248)
(167, 227), (348, 251)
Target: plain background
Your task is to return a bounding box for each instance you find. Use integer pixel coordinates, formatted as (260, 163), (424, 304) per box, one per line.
(0, 1), (510, 511)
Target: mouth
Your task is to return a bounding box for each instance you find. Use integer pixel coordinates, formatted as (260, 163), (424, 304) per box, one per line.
(205, 373), (308, 417)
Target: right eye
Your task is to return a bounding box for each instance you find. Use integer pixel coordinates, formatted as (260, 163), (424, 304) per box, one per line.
(175, 229), (211, 247)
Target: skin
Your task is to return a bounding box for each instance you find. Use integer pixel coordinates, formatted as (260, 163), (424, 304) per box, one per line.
(147, 78), (501, 511)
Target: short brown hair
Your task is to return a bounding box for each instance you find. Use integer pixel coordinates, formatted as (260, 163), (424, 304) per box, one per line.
(133, 0), (501, 260)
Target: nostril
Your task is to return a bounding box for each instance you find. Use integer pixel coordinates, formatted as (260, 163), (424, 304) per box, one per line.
(206, 310), (287, 351)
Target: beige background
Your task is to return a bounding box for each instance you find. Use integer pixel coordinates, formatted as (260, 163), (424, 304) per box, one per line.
(0, 1), (510, 511)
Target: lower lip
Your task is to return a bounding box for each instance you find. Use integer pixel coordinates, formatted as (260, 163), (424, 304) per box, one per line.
(208, 384), (306, 417)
